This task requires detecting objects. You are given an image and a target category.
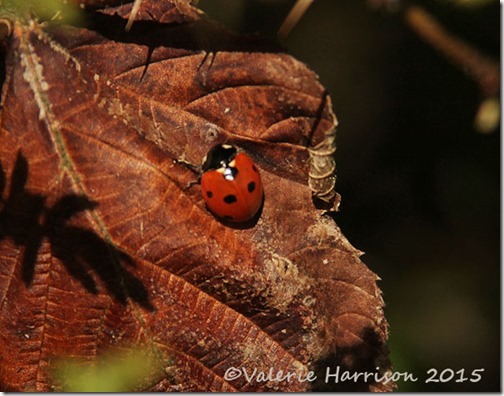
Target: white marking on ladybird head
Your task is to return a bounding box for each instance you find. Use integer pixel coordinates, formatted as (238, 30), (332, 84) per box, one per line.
(216, 166), (236, 181)
(223, 167), (235, 180)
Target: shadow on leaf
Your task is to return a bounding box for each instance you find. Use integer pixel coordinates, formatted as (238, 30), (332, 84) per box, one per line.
(0, 151), (153, 311)
(85, 13), (282, 54)
(311, 326), (394, 391)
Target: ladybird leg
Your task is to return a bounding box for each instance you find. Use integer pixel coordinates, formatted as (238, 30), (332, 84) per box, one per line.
(174, 156), (201, 189)
(185, 177), (201, 189)
(175, 157), (201, 174)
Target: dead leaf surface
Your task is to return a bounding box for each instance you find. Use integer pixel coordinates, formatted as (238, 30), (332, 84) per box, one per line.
(0, 0), (392, 391)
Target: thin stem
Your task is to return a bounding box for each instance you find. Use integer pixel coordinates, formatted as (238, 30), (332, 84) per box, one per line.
(404, 4), (499, 96)
(125, 0), (143, 31)
(277, 0), (315, 40)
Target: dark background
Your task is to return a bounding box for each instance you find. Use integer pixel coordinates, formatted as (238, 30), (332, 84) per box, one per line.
(200, 0), (500, 391)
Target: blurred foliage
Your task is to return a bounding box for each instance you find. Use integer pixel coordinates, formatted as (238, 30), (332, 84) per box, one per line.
(53, 347), (163, 392)
(0, 0), (83, 24)
(475, 97), (500, 134)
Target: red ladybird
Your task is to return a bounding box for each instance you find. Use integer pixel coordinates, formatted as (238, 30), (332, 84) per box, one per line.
(201, 144), (264, 223)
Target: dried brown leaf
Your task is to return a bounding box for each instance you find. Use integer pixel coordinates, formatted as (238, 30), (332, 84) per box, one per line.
(0, 0), (392, 391)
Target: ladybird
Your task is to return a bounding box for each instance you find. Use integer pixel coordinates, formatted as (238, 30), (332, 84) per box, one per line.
(201, 144), (264, 223)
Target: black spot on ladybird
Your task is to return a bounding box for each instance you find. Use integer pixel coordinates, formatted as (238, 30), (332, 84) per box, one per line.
(247, 181), (256, 193)
(224, 194), (237, 204)
(206, 191), (213, 198)
(252, 164), (258, 173)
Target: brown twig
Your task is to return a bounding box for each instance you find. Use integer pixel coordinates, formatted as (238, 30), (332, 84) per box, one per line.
(404, 4), (500, 97)
(125, 0), (143, 31)
(277, 0), (315, 40)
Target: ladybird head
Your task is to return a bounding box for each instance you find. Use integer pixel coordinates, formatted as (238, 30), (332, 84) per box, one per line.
(201, 144), (237, 172)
